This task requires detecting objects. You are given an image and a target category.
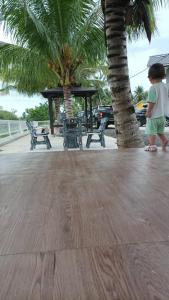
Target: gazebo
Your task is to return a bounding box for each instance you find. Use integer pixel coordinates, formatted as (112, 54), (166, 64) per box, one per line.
(41, 87), (97, 134)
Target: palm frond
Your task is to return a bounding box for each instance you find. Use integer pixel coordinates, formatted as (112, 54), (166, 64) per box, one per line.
(0, 0), (106, 93)
(0, 42), (59, 94)
(72, 4), (105, 63)
(126, 0), (157, 41)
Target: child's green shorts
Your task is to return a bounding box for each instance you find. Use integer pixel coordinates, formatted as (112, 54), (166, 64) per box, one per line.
(146, 116), (166, 135)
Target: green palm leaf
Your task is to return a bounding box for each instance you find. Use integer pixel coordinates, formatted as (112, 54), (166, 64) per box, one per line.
(0, 0), (106, 117)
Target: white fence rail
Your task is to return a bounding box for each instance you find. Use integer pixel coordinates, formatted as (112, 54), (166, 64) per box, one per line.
(34, 120), (50, 128)
(0, 120), (50, 145)
(0, 120), (28, 138)
(0, 120), (28, 144)
(0, 120), (51, 137)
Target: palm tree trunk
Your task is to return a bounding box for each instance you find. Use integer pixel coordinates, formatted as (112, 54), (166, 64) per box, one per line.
(54, 97), (60, 122)
(63, 86), (73, 118)
(104, 0), (144, 148)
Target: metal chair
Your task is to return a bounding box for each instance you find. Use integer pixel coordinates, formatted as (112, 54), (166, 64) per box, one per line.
(26, 121), (52, 150)
(86, 117), (108, 148)
(63, 118), (83, 150)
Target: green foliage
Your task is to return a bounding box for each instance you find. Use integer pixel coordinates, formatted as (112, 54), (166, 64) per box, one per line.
(126, 0), (156, 42)
(0, 109), (18, 120)
(132, 86), (148, 103)
(72, 99), (82, 116)
(77, 65), (112, 107)
(0, 0), (105, 94)
(23, 102), (49, 121)
(91, 88), (112, 106)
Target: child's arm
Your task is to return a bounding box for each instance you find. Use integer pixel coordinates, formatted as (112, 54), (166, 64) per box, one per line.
(146, 102), (155, 118)
(146, 85), (157, 118)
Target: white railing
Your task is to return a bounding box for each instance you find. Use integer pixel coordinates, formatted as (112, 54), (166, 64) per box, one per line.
(0, 120), (28, 143)
(35, 120), (50, 128)
(0, 120), (51, 145)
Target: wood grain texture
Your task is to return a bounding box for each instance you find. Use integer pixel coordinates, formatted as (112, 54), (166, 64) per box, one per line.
(0, 149), (169, 299)
(0, 244), (169, 300)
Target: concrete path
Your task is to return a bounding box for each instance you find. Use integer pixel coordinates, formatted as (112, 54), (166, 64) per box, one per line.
(0, 133), (118, 154)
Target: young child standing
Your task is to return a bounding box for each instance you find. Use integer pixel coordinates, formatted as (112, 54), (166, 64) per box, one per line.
(145, 63), (168, 151)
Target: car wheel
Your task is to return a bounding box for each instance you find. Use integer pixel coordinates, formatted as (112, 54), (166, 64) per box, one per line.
(137, 119), (145, 127)
(137, 120), (141, 127)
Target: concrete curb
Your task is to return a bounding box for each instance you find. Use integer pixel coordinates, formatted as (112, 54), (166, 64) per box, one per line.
(0, 132), (29, 147)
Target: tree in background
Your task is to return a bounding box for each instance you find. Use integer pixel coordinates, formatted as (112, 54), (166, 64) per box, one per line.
(0, 0), (105, 118)
(0, 109), (18, 120)
(101, 0), (164, 148)
(79, 65), (112, 107)
(132, 86), (148, 104)
(22, 103), (49, 121)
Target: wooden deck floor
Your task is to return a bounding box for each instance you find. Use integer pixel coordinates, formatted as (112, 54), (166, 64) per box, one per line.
(0, 149), (169, 299)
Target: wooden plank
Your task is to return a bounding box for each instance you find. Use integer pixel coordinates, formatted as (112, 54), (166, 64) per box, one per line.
(0, 149), (169, 298)
(0, 243), (169, 299)
(1, 150), (169, 254)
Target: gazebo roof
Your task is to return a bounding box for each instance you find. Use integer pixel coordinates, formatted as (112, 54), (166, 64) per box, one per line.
(147, 53), (169, 67)
(41, 87), (97, 99)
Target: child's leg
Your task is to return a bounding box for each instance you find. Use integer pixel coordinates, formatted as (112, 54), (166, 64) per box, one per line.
(158, 133), (168, 149)
(145, 118), (158, 151)
(148, 135), (157, 146)
(145, 119), (157, 146)
(157, 117), (168, 149)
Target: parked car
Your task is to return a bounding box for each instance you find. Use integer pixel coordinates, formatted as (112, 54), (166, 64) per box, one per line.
(77, 111), (86, 122)
(93, 105), (114, 128)
(76, 110), (90, 123)
(135, 104), (147, 126)
(135, 103), (169, 127)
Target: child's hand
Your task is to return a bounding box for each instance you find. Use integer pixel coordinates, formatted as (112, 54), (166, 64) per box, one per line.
(146, 110), (152, 118)
(146, 102), (154, 118)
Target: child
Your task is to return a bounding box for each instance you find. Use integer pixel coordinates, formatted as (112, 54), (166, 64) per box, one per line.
(145, 63), (168, 152)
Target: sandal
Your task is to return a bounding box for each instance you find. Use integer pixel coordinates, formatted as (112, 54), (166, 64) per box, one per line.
(144, 145), (157, 152)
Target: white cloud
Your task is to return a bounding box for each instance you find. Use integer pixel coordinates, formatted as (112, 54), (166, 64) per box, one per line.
(128, 47), (158, 91)
(128, 7), (169, 92)
(0, 90), (45, 116)
(155, 8), (169, 39)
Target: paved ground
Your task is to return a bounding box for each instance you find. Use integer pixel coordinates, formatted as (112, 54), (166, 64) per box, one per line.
(0, 132), (118, 154)
(1, 126), (169, 154)
(105, 126), (169, 146)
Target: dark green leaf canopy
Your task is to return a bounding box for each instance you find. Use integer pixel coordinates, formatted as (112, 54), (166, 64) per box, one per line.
(0, 0), (106, 94)
(126, 0), (169, 41)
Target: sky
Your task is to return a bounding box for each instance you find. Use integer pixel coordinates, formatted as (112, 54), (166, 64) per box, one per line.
(128, 7), (169, 90)
(0, 6), (169, 116)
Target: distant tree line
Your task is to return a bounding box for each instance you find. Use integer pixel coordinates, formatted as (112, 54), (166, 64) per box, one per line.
(0, 108), (18, 120)
(22, 102), (49, 121)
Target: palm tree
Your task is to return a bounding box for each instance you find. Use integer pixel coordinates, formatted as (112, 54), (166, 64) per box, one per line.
(0, 0), (105, 118)
(133, 86), (148, 104)
(101, 0), (163, 148)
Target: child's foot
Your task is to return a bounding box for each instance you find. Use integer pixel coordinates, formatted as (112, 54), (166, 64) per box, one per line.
(144, 145), (158, 152)
(162, 140), (168, 150)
